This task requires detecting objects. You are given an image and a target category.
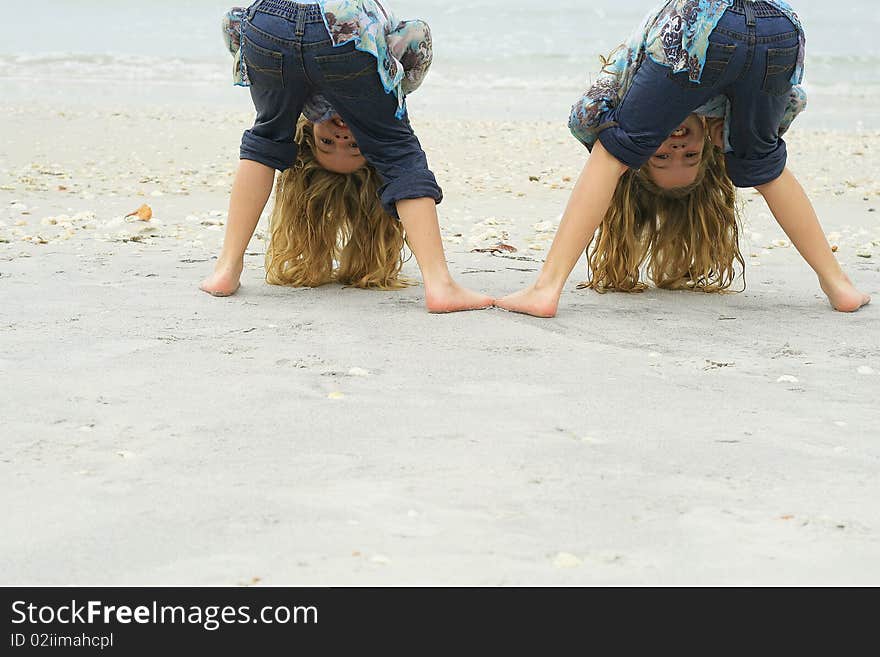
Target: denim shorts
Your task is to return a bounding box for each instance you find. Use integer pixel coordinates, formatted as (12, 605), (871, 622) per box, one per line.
(239, 0), (442, 218)
(598, 0), (802, 187)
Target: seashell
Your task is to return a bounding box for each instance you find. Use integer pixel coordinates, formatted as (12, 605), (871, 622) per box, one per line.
(776, 375), (799, 383)
(327, 391), (345, 400)
(471, 243), (517, 255)
(125, 204), (152, 222)
(348, 367), (370, 377)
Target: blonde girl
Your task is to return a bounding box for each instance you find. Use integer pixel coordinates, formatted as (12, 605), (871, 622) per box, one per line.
(201, 0), (492, 312)
(498, 0), (870, 316)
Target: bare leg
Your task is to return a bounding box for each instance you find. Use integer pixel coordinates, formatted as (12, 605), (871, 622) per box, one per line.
(756, 168), (871, 312)
(496, 142), (627, 317)
(397, 198), (494, 313)
(200, 159), (276, 297)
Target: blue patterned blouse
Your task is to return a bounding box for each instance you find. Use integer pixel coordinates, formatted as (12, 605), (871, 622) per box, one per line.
(225, 1), (432, 120)
(569, 0), (807, 151)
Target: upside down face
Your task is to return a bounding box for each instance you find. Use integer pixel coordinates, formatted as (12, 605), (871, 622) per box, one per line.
(643, 114), (705, 190)
(312, 116), (367, 174)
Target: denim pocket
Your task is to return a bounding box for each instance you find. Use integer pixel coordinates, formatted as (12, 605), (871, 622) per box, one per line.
(762, 44), (798, 96)
(315, 47), (385, 100)
(669, 42), (736, 89)
(242, 33), (283, 88)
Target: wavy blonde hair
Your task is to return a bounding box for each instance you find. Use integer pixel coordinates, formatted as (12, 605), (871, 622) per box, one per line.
(265, 117), (410, 290)
(585, 129), (745, 294)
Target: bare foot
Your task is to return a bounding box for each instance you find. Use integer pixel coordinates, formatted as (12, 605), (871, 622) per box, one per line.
(495, 285), (560, 318)
(200, 262), (243, 297)
(424, 280), (494, 313)
(820, 274), (871, 312)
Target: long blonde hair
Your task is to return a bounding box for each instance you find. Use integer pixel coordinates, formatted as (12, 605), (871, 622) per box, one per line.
(265, 117), (409, 290)
(585, 130), (745, 293)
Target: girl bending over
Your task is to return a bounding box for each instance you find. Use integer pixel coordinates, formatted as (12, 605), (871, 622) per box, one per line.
(201, 1), (492, 312)
(498, 0), (869, 316)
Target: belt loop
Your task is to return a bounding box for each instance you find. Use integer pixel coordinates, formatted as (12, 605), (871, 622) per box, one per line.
(247, 0), (262, 20)
(744, 1), (756, 27)
(295, 4), (307, 36)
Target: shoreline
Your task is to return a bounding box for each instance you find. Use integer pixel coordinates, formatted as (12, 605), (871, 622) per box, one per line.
(2, 73), (880, 130)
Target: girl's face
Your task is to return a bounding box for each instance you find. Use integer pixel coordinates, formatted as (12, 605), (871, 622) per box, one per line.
(644, 114), (704, 190)
(312, 116), (367, 174)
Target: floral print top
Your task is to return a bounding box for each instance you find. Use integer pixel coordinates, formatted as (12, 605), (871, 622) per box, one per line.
(645, 0), (803, 83)
(223, 1), (432, 121)
(569, 0), (807, 152)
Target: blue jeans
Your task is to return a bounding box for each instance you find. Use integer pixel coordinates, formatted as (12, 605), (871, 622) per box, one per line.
(598, 0), (802, 187)
(238, 0), (442, 218)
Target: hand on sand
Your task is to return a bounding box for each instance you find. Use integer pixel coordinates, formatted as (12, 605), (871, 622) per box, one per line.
(199, 262), (243, 297)
(820, 274), (871, 312)
(424, 280), (494, 313)
(495, 285), (560, 318)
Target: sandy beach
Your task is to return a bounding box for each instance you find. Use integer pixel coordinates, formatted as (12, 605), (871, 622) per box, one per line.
(1, 99), (879, 585)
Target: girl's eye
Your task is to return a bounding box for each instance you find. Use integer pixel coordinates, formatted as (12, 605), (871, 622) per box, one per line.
(686, 152), (699, 158)
(321, 138), (333, 145)
(654, 154), (669, 160)
(350, 142), (359, 150)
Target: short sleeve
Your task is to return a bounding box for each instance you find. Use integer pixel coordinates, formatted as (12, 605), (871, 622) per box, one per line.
(568, 47), (629, 150)
(223, 7), (250, 86)
(386, 19), (433, 95)
(223, 8), (246, 56)
(778, 85), (807, 136)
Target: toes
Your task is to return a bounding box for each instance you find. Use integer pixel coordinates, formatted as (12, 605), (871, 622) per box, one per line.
(200, 283), (240, 297)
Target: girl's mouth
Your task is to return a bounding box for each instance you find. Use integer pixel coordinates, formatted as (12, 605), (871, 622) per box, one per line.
(670, 126), (689, 138)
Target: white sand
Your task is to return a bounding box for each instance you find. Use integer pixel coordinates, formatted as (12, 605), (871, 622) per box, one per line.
(1, 103), (879, 585)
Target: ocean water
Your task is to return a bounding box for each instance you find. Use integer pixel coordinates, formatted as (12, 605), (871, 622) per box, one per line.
(3, 0), (880, 127)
